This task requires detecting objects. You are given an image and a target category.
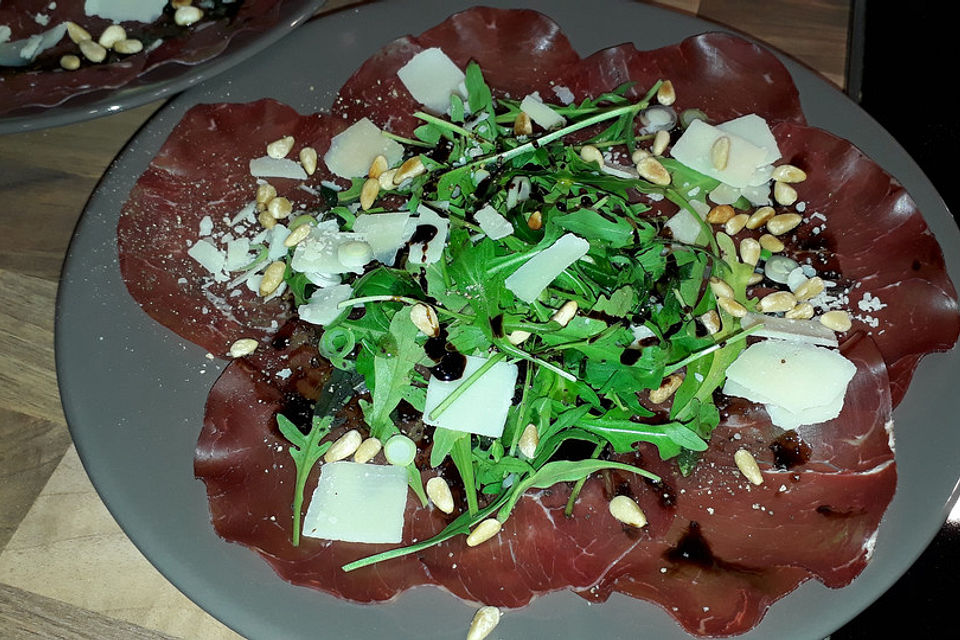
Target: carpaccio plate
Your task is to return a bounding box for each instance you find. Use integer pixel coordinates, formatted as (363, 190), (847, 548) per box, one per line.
(0, 0), (325, 134)
(56, 1), (960, 639)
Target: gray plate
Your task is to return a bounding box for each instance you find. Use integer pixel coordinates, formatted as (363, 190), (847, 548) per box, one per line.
(0, 0), (325, 135)
(56, 1), (960, 638)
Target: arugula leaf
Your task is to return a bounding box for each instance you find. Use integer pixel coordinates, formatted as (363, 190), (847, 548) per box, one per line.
(277, 414), (333, 547)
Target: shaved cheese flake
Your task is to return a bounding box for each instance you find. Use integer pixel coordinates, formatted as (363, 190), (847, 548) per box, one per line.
(475, 205), (514, 240)
(353, 212), (413, 265)
(505, 233), (590, 303)
(407, 205), (448, 265)
(291, 221), (365, 274)
(722, 339), (856, 428)
(670, 119), (769, 189)
(298, 284), (353, 326)
(249, 156), (308, 181)
(765, 391), (846, 431)
(519, 92), (566, 130)
(665, 199), (710, 245)
(740, 313), (838, 347)
(708, 183), (741, 206)
(397, 47), (468, 114)
(302, 461), (407, 543)
(423, 355), (519, 438)
(85, 0), (167, 22)
(717, 114), (781, 165)
(324, 118), (404, 179)
(187, 239), (225, 277)
(224, 237), (252, 271)
(0, 23), (66, 67)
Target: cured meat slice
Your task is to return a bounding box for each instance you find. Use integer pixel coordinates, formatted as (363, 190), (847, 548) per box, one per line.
(0, 0), (294, 116)
(118, 99), (345, 356)
(772, 122), (960, 405)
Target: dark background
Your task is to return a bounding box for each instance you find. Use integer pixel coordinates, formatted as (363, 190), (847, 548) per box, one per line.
(834, 2), (960, 637)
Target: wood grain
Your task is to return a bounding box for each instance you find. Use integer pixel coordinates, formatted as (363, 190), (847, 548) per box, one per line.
(0, 2), (851, 638)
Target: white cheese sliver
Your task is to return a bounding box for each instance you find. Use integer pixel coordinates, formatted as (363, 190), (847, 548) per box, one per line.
(723, 338), (856, 417)
(353, 212), (412, 265)
(302, 462), (407, 544)
(266, 225), (291, 261)
(764, 392), (846, 431)
(422, 355), (519, 438)
(505, 233), (590, 303)
(670, 118), (769, 189)
(665, 199), (709, 245)
(708, 183), (741, 206)
(324, 118), (404, 179)
(406, 205), (448, 265)
(740, 182), (772, 207)
(249, 156), (308, 181)
(717, 114), (781, 166)
(474, 205), (514, 240)
(298, 284), (353, 326)
(224, 237), (251, 271)
(186, 239), (225, 276)
(520, 92), (566, 130)
(0, 23), (65, 67)
(0, 26), (12, 45)
(740, 313), (838, 347)
(291, 222), (364, 274)
(85, 0), (167, 22)
(396, 47), (468, 114)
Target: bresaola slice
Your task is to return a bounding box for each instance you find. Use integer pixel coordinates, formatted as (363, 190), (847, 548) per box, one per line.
(0, 0), (295, 116)
(110, 5), (960, 637)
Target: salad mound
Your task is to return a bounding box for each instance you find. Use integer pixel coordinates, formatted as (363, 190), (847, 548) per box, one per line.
(118, 7), (959, 638)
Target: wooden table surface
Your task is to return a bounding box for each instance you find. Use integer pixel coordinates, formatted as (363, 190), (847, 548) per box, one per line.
(0, 1), (851, 638)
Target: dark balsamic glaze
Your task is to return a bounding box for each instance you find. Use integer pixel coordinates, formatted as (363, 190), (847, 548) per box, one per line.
(409, 224), (439, 245)
(770, 430), (812, 470)
(665, 522), (714, 568)
(277, 395), (316, 435)
(424, 326), (449, 362)
(430, 352), (468, 381)
(270, 322), (298, 350)
(490, 314), (505, 339)
(620, 349), (642, 366)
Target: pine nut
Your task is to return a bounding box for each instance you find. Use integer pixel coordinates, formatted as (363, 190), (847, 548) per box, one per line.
(60, 54), (81, 70)
(283, 224), (311, 248)
(113, 38), (143, 55)
(410, 303), (439, 337)
(338, 241), (373, 269)
(718, 296), (747, 318)
(699, 309), (721, 335)
(466, 518), (502, 546)
(785, 302), (814, 319)
(739, 237), (761, 266)
(580, 144), (603, 167)
(746, 206), (775, 229)
(514, 111), (533, 136)
(724, 213), (749, 235)
(766, 213), (802, 236)
(819, 310), (852, 332)
(323, 429), (362, 463)
(707, 204), (735, 224)
(368, 154), (388, 179)
(711, 136), (730, 171)
(649, 373), (683, 404)
(734, 449), (763, 485)
(508, 330), (531, 345)
(652, 129), (670, 156)
(299, 147), (318, 176)
(66, 22), (92, 44)
(360, 177), (379, 211)
(747, 272), (763, 286)
(774, 180), (798, 206)
(466, 606), (501, 640)
(98, 24), (126, 49)
(267, 135), (294, 159)
(378, 168), (398, 189)
(227, 338), (258, 358)
(656, 80), (676, 106)
(174, 5), (204, 26)
(353, 437), (382, 464)
(758, 233), (785, 253)
(609, 495), (647, 528)
(527, 210), (543, 230)
(518, 423), (539, 459)
(636, 156), (671, 185)
(256, 182), (277, 205)
(758, 291), (797, 313)
(631, 148), (651, 164)
(259, 261), (286, 296)
(426, 477), (455, 514)
(258, 210), (277, 229)
(267, 196), (293, 219)
(709, 276), (734, 299)
(794, 276), (824, 301)
(550, 300), (578, 328)
(771, 164), (807, 183)
(79, 40), (107, 63)
(393, 156), (426, 184)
